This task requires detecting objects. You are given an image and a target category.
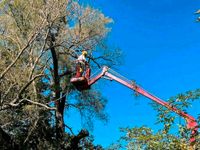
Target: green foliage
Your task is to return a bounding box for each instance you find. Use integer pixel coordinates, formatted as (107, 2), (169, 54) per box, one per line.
(152, 89), (200, 135)
(109, 126), (199, 149)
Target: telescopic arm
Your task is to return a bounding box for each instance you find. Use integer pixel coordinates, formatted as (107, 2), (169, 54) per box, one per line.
(88, 66), (198, 145)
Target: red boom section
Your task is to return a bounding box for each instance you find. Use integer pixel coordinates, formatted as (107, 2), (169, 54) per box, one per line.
(87, 66), (198, 145)
(104, 72), (198, 144)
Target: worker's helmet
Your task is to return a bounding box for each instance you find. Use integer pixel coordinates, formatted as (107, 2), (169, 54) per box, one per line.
(82, 50), (88, 56)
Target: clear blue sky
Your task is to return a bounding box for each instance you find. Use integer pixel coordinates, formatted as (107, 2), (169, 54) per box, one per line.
(67, 0), (200, 147)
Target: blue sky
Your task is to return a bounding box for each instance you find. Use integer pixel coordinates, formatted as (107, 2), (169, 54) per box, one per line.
(67, 0), (200, 147)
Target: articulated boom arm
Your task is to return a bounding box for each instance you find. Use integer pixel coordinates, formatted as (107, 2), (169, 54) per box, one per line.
(88, 66), (198, 145)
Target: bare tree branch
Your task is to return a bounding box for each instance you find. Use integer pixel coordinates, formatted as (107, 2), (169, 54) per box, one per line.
(10, 98), (56, 110)
(19, 74), (45, 98)
(29, 29), (50, 80)
(23, 118), (39, 144)
(10, 74), (45, 105)
(64, 124), (74, 135)
(0, 31), (40, 80)
(1, 83), (16, 103)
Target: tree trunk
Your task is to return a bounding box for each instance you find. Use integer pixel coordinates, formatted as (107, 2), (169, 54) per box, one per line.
(50, 34), (65, 140)
(69, 130), (89, 150)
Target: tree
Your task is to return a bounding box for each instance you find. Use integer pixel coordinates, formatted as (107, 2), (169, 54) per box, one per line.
(0, 0), (120, 149)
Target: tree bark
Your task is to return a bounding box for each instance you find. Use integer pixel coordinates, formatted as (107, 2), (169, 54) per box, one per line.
(69, 129), (89, 150)
(49, 33), (66, 140)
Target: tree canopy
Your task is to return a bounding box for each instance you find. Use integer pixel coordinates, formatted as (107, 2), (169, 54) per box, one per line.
(0, 0), (120, 149)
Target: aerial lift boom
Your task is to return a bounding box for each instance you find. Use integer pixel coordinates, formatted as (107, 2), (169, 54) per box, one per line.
(70, 66), (198, 146)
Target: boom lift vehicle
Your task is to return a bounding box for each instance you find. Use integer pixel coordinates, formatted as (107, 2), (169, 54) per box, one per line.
(70, 66), (198, 148)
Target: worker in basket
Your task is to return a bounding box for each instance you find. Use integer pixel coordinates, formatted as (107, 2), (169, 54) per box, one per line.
(75, 50), (90, 79)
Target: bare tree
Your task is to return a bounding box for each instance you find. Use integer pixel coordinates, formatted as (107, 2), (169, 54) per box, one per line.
(0, 0), (119, 149)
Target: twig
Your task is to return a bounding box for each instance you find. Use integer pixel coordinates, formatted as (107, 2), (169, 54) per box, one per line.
(0, 31), (39, 80)
(23, 118), (39, 144)
(64, 124), (74, 135)
(16, 74), (45, 101)
(29, 29), (50, 80)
